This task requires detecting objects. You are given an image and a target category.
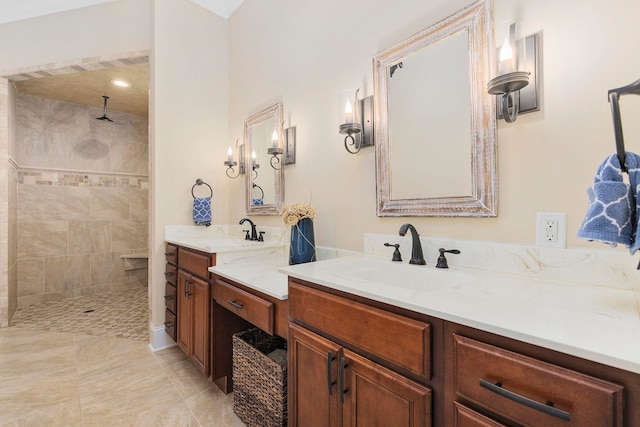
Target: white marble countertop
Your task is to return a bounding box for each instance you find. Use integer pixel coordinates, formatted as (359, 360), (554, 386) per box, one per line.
(165, 224), (286, 254)
(210, 257), (289, 300)
(279, 254), (640, 375)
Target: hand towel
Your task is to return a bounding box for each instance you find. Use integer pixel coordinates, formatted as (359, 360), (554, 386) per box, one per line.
(577, 152), (640, 253)
(193, 197), (212, 226)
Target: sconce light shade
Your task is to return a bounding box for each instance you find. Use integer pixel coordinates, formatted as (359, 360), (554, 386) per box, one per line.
(487, 23), (540, 123)
(339, 89), (374, 154)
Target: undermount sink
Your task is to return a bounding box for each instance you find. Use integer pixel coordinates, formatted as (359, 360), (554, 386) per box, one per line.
(323, 256), (474, 290)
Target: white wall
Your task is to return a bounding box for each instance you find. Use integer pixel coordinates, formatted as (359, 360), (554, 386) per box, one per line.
(150, 0), (229, 328)
(0, 0), (151, 72)
(228, 0), (640, 252)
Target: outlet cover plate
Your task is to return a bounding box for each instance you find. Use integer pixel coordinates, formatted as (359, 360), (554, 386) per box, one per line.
(536, 212), (567, 248)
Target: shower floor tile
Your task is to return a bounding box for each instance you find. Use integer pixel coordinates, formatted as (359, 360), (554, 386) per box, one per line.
(10, 287), (148, 342)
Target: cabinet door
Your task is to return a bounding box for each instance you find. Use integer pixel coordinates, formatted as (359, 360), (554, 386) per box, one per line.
(289, 323), (342, 427)
(176, 270), (191, 354)
(342, 349), (432, 427)
(190, 274), (210, 375)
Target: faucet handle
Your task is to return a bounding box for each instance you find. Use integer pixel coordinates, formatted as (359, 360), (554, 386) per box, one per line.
(436, 248), (461, 269)
(258, 231), (265, 242)
(243, 230), (250, 240)
(384, 243), (403, 262)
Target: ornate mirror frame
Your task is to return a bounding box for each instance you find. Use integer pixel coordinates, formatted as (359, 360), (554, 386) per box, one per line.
(374, 0), (497, 217)
(244, 103), (284, 215)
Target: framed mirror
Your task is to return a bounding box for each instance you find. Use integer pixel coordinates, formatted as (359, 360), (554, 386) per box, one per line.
(374, 0), (497, 217)
(245, 103), (284, 215)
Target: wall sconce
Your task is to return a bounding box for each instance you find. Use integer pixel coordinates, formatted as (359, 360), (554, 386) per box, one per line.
(487, 22), (540, 123)
(224, 139), (245, 178)
(339, 89), (374, 154)
(267, 121), (296, 170)
(251, 149), (259, 178)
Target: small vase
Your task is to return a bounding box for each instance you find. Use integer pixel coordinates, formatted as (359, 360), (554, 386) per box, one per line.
(289, 218), (316, 265)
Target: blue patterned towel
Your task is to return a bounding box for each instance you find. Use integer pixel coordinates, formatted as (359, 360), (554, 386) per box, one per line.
(578, 152), (640, 253)
(193, 197), (212, 226)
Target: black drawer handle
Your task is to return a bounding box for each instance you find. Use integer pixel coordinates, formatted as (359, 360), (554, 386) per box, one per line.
(164, 252), (175, 257)
(227, 300), (244, 309)
(164, 272), (174, 277)
(339, 357), (349, 403)
(164, 295), (173, 300)
(479, 379), (571, 421)
(327, 352), (337, 395)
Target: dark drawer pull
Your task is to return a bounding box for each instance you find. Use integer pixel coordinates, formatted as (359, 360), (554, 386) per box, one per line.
(164, 272), (174, 277)
(479, 378), (571, 421)
(327, 352), (337, 395)
(164, 322), (173, 328)
(227, 300), (244, 309)
(339, 357), (349, 404)
(164, 252), (175, 257)
(164, 295), (173, 300)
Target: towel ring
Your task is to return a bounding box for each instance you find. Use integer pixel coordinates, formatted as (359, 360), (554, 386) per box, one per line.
(191, 178), (213, 199)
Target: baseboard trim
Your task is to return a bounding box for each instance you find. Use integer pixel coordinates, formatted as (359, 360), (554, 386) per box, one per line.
(148, 321), (176, 352)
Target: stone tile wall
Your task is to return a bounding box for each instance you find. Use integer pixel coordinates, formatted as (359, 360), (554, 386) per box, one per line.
(15, 94), (149, 306)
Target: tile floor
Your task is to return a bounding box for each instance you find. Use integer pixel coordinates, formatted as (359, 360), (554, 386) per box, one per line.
(1, 288), (246, 426)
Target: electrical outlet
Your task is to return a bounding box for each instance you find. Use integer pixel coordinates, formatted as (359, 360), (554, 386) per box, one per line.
(536, 212), (567, 248)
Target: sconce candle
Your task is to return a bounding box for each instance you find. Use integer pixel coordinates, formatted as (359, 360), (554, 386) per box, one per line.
(344, 99), (354, 124)
(227, 146), (233, 162)
(498, 37), (514, 75)
(271, 129), (278, 149)
(487, 22), (539, 123)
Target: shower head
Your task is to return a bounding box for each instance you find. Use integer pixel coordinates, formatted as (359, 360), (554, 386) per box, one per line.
(96, 95), (114, 122)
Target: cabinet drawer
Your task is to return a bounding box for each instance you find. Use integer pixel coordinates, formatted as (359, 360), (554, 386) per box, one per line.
(164, 264), (177, 285)
(452, 334), (624, 427)
(453, 402), (506, 427)
(164, 308), (176, 341)
(214, 279), (274, 334)
(164, 282), (177, 313)
(289, 281), (431, 378)
(178, 248), (213, 279)
(165, 244), (178, 265)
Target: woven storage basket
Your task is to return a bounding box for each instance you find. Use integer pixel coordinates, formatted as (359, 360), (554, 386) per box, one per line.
(233, 328), (287, 427)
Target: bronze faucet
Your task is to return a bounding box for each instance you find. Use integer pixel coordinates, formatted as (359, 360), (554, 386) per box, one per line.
(398, 223), (426, 265)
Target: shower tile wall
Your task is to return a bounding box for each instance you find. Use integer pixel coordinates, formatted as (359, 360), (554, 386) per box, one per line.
(15, 93), (148, 307)
(0, 79), (19, 326)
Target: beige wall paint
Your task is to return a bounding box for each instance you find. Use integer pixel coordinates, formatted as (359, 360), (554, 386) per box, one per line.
(150, 0), (229, 327)
(228, 0), (640, 252)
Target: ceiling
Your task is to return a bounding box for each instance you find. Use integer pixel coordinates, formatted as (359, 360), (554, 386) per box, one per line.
(0, 0), (245, 23)
(2, 0), (245, 117)
(13, 63), (149, 116)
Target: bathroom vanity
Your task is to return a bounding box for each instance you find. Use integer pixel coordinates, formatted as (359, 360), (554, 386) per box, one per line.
(281, 254), (640, 427)
(164, 225), (287, 383)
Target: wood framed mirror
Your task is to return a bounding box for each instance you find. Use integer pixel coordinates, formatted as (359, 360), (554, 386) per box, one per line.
(244, 103), (284, 215)
(374, 0), (497, 217)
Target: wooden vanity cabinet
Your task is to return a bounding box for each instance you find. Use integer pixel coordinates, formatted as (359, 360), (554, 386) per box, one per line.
(288, 279), (439, 427)
(165, 245), (215, 377)
(163, 244), (178, 340)
(444, 322), (640, 427)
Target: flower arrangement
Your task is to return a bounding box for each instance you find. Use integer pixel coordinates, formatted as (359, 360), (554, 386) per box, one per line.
(282, 203), (318, 226)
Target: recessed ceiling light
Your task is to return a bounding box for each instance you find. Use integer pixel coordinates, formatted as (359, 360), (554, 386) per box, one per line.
(111, 79), (130, 88)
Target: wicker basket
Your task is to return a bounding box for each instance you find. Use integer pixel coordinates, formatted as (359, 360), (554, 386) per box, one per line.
(232, 328), (288, 427)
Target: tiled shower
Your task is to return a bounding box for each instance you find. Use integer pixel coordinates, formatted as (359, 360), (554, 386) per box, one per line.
(14, 92), (149, 308)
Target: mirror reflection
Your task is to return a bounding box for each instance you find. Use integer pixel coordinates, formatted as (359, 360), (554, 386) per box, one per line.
(245, 103), (284, 215)
(374, 0), (497, 216)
